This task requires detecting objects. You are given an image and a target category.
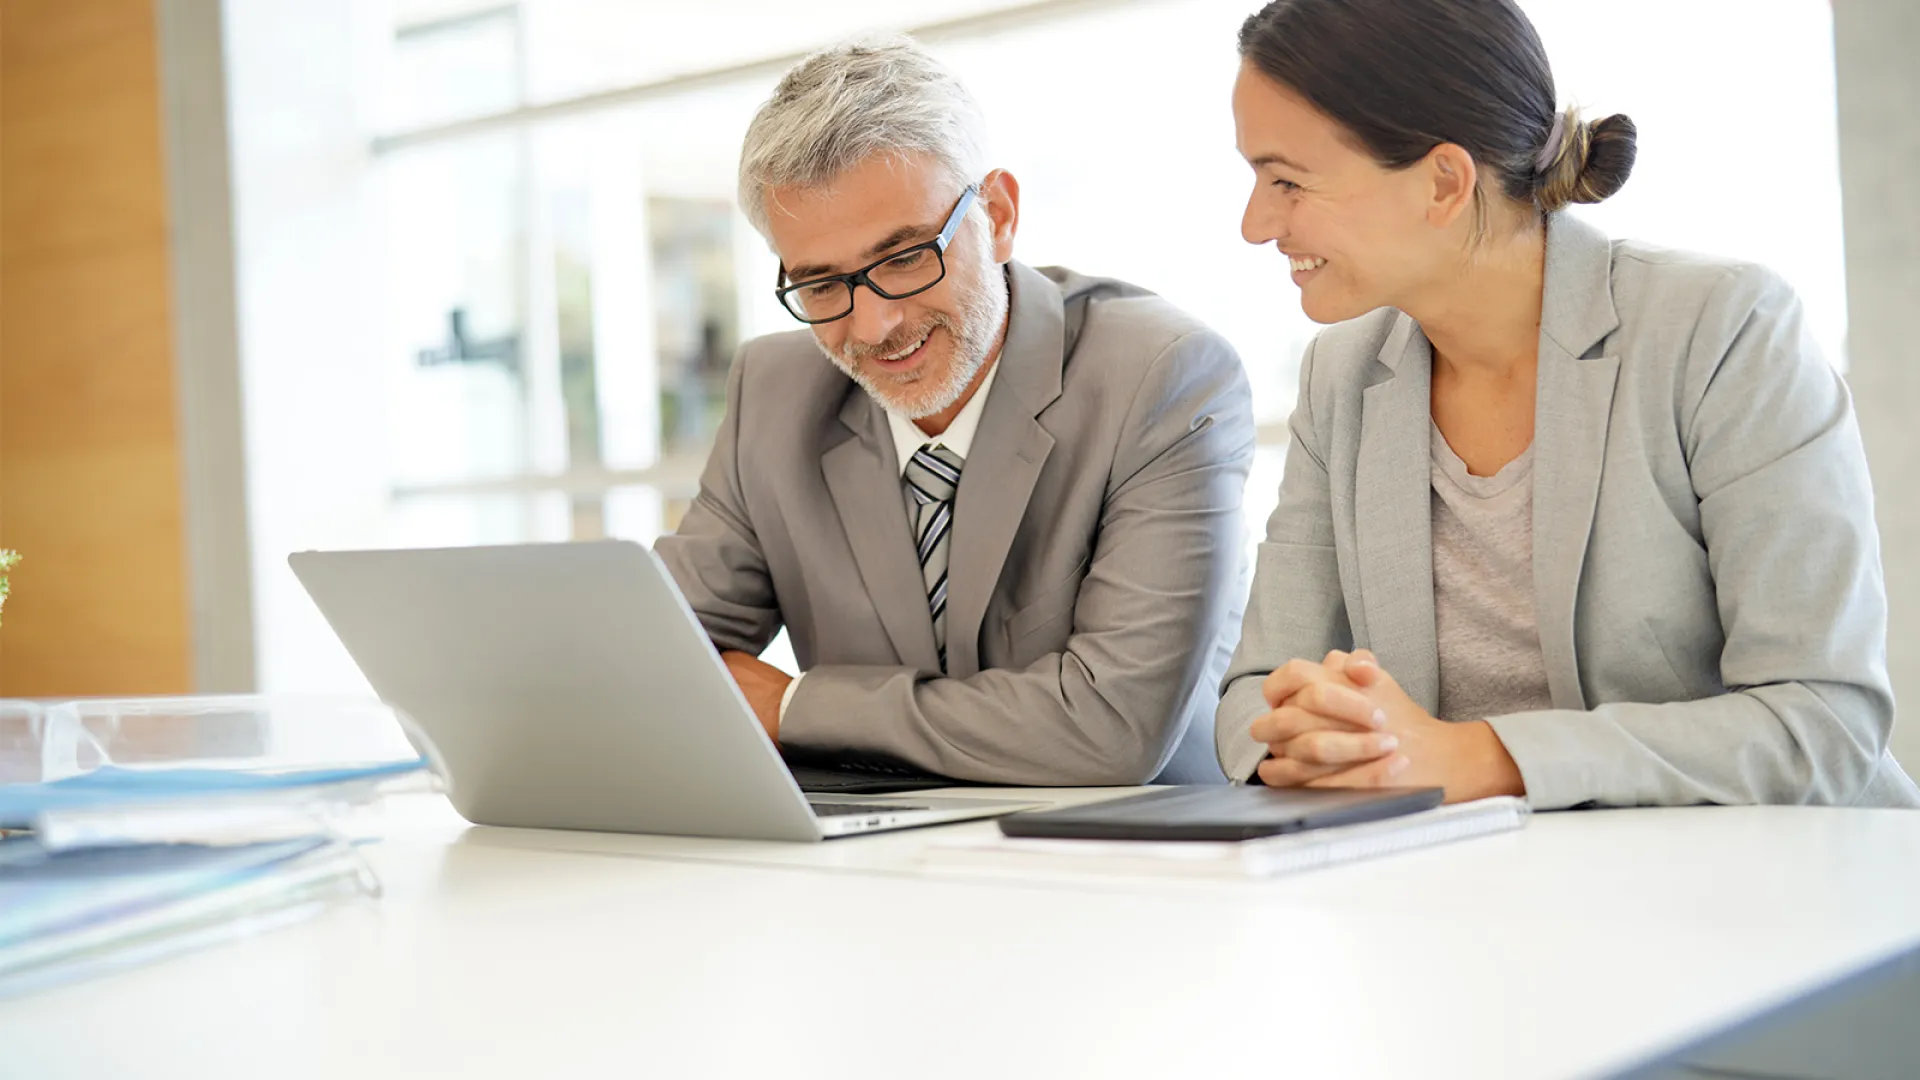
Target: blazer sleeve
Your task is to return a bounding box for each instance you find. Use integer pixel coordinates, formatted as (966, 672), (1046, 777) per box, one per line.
(652, 347), (784, 656)
(1486, 265), (1901, 808)
(777, 330), (1255, 786)
(1214, 337), (1354, 781)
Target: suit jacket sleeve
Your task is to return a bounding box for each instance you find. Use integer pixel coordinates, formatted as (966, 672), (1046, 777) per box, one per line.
(1215, 338), (1353, 781)
(653, 346), (783, 655)
(778, 330), (1255, 786)
(1486, 265), (1898, 808)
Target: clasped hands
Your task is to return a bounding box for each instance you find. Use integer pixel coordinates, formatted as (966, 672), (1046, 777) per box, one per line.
(1251, 650), (1524, 803)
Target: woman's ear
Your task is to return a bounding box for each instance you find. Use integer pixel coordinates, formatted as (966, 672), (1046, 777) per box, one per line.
(1423, 143), (1479, 231)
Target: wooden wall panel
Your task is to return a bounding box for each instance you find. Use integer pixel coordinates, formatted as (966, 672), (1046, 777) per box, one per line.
(0, 0), (193, 694)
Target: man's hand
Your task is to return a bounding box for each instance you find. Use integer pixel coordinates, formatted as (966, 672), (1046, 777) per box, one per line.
(720, 650), (792, 743)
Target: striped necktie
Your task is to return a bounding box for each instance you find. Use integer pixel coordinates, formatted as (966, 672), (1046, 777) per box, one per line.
(903, 444), (965, 670)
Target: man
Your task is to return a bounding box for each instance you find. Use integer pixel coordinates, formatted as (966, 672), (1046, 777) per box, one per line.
(655, 35), (1253, 784)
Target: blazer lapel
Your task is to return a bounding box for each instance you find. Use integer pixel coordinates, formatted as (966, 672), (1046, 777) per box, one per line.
(1531, 214), (1623, 711)
(1356, 316), (1441, 712)
(944, 262), (1064, 677)
(822, 389), (943, 673)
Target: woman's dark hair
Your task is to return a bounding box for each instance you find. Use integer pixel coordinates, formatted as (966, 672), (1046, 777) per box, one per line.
(1238, 0), (1636, 216)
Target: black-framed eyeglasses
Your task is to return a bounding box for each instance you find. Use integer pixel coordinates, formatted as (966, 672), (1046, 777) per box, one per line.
(774, 184), (980, 324)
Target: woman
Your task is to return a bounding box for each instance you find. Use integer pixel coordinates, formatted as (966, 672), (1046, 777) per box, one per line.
(1216, 0), (1920, 808)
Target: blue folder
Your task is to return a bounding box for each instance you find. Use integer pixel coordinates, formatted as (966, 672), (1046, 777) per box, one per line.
(0, 758), (431, 830)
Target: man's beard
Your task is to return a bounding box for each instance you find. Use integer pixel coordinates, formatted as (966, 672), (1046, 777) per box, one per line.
(817, 257), (1008, 420)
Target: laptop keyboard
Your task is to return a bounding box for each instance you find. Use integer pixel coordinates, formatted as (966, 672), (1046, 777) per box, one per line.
(809, 801), (923, 817)
(784, 756), (960, 795)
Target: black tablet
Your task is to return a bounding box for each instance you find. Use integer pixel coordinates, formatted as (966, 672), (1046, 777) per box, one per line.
(996, 784), (1445, 841)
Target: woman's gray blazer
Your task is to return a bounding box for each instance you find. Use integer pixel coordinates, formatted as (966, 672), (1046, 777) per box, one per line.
(1218, 213), (1920, 809)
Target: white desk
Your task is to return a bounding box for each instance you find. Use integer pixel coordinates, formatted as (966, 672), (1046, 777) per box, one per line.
(3, 795), (1918, 1080)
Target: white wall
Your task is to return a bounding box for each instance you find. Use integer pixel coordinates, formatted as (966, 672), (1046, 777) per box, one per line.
(158, 0), (258, 692)
(1834, 0), (1920, 775)
(224, 0), (392, 693)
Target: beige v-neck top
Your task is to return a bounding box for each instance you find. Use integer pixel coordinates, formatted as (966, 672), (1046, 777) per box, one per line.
(1430, 421), (1555, 722)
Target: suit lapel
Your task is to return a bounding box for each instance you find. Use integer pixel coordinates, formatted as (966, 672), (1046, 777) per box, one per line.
(1356, 317), (1440, 712)
(822, 389), (943, 673)
(944, 262), (1064, 677)
(1531, 214), (1623, 711)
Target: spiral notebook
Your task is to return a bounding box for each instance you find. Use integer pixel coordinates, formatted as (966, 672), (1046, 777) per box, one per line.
(923, 796), (1529, 881)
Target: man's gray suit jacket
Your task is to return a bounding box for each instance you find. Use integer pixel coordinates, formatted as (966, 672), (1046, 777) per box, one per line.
(659, 260), (1256, 785)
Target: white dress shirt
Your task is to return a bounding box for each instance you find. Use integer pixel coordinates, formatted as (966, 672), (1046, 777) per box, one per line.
(779, 357), (1003, 720)
(883, 355), (1000, 481)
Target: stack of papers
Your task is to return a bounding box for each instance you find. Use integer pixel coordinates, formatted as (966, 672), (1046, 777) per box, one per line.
(0, 695), (439, 998)
(924, 797), (1529, 882)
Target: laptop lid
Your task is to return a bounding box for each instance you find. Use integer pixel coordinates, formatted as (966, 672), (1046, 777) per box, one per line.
(289, 540), (826, 841)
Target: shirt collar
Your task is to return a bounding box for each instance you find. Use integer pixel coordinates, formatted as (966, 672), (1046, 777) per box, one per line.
(886, 355), (1002, 476)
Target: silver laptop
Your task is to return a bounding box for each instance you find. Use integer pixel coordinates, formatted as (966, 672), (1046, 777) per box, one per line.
(289, 540), (1035, 841)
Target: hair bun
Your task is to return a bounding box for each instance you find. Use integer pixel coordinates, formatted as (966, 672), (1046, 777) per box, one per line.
(1536, 109), (1637, 212)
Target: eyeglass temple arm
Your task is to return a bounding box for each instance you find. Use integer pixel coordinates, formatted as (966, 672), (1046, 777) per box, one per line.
(775, 181), (980, 288)
(937, 184), (981, 250)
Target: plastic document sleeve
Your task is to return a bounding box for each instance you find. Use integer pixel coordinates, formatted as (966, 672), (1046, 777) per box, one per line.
(0, 835), (378, 998)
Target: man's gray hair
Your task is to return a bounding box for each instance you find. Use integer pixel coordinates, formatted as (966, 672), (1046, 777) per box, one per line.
(738, 34), (989, 238)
